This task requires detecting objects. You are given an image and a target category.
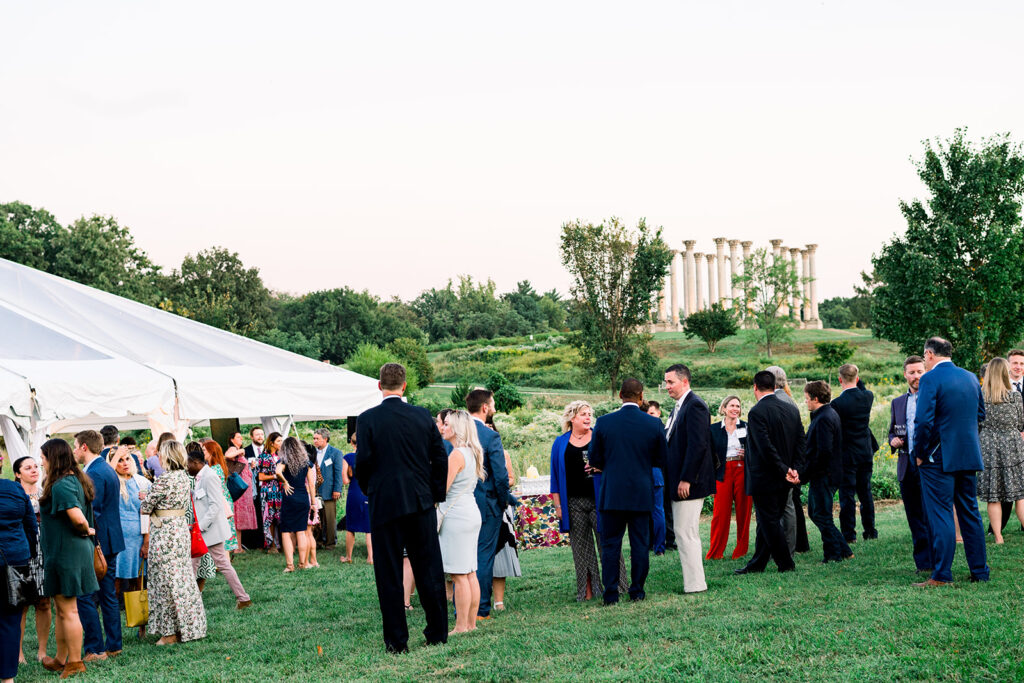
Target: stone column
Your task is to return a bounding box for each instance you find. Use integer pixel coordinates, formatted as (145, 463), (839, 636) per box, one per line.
(714, 237), (728, 308)
(728, 239), (741, 305)
(657, 284), (667, 322)
(807, 243), (821, 328)
(777, 245), (789, 317)
(684, 241), (697, 315)
(669, 251), (680, 326)
(789, 247), (801, 321)
(740, 241), (753, 324)
(706, 253), (718, 306)
(694, 252), (705, 311)
(801, 249), (811, 327)
(770, 239), (783, 261)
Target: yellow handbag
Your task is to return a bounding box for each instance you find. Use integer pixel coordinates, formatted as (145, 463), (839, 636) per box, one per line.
(124, 563), (149, 628)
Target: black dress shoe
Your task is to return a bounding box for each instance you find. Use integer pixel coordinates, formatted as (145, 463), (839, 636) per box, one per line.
(863, 532), (878, 540)
(970, 575), (990, 583)
(734, 566), (763, 575)
(778, 566), (796, 573)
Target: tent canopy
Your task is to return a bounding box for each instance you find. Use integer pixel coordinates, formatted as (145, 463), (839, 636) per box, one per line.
(0, 257), (381, 453)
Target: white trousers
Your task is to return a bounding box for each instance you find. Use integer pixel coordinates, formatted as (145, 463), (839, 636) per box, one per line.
(671, 499), (707, 593)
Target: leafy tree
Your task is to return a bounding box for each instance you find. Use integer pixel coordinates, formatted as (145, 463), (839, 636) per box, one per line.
(164, 246), (271, 336)
(814, 341), (856, 381)
(819, 298), (854, 329)
(387, 337), (434, 386)
(255, 328), (321, 359)
(503, 280), (546, 329)
(410, 284), (460, 342)
(345, 343), (420, 393)
(733, 248), (803, 357)
(560, 217), (673, 392)
(682, 303), (738, 352)
(538, 290), (567, 330)
(449, 379), (473, 408)
(485, 370), (524, 413)
(872, 130), (1024, 369)
(0, 201), (59, 270)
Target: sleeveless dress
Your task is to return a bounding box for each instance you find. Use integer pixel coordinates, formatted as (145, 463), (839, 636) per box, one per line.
(978, 391), (1024, 502)
(280, 461), (311, 533)
(343, 452), (370, 534)
(115, 476), (149, 579)
(438, 446), (483, 574)
(230, 454), (258, 531)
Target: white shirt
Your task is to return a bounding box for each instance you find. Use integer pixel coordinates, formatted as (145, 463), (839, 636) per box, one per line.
(664, 390), (689, 434)
(726, 428), (743, 460)
(316, 447), (327, 467)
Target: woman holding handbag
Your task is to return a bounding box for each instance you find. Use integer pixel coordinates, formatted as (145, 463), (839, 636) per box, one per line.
(107, 449), (151, 607)
(224, 431), (257, 554)
(37, 438), (96, 679)
(1, 454), (39, 683)
(140, 441), (207, 646)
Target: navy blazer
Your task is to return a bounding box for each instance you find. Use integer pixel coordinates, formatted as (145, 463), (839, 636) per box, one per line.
(84, 457), (125, 556)
(589, 404), (668, 513)
(745, 394), (806, 496)
(473, 420), (513, 517)
(0, 480), (37, 566)
(665, 392), (716, 500)
(912, 361), (986, 472)
(802, 403), (843, 483)
(710, 419), (747, 481)
(317, 444), (346, 499)
(831, 384), (878, 466)
(888, 392), (917, 482)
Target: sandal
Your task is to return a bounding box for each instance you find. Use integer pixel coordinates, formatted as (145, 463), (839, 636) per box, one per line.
(494, 601), (505, 611)
(339, 557), (352, 563)
(404, 603), (414, 611)
(283, 566), (294, 573)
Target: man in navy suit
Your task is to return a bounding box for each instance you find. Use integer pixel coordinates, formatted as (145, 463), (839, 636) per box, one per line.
(589, 378), (668, 604)
(466, 389), (512, 618)
(73, 429), (125, 660)
(911, 337), (989, 586)
(832, 364), (879, 542)
(887, 355), (933, 572)
(312, 427), (345, 550)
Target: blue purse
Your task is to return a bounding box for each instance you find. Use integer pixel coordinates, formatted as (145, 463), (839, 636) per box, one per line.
(226, 472), (249, 502)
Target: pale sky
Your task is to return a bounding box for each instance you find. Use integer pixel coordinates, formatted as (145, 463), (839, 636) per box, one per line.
(2, 1), (1021, 302)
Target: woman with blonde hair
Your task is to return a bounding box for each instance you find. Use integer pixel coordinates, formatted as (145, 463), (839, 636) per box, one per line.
(978, 357), (1024, 543)
(438, 410), (484, 634)
(106, 448), (151, 609)
(706, 395), (751, 559)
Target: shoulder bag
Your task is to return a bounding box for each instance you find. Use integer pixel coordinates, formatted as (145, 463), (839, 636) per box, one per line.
(124, 562), (148, 627)
(93, 539), (107, 582)
(0, 545), (40, 610)
(190, 494), (209, 558)
(226, 472), (249, 501)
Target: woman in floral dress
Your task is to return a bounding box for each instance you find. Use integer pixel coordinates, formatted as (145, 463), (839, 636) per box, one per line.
(202, 441), (238, 552)
(258, 432), (284, 552)
(225, 431), (257, 553)
(139, 440), (207, 645)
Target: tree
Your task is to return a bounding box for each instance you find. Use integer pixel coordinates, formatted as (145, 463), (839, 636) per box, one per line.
(255, 328), (321, 359)
(485, 370), (524, 413)
(538, 290), (567, 330)
(449, 379), (473, 408)
(814, 341), (855, 382)
(733, 248), (803, 357)
(164, 247), (271, 336)
(345, 343), (420, 393)
(819, 298), (854, 329)
(0, 201), (59, 270)
(560, 217), (673, 392)
(682, 304), (738, 352)
(387, 337), (434, 386)
(503, 280), (547, 330)
(872, 129), (1024, 369)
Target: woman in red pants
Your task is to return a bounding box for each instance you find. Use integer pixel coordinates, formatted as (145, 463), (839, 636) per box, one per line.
(706, 396), (752, 560)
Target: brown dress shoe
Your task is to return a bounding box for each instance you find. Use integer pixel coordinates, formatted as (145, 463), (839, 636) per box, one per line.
(912, 578), (952, 587)
(60, 661), (87, 679)
(106, 650), (122, 657)
(237, 600), (253, 610)
(41, 655), (66, 672)
(83, 652), (107, 662)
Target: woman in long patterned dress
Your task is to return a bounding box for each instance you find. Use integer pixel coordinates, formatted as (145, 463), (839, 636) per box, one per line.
(978, 358), (1024, 543)
(225, 431), (257, 554)
(140, 441), (207, 645)
(201, 441), (238, 552)
(258, 432), (284, 552)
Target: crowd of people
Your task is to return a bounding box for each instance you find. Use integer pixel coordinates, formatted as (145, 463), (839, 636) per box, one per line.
(1, 334), (1017, 670)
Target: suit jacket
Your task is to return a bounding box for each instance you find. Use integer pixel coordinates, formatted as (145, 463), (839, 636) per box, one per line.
(831, 384), (878, 466)
(912, 361), (986, 472)
(888, 392), (918, 482)
(802, 403), (842, 483)
(665, 392), (715, 500)
(589, 404), (668, 512)
(744, 394), (806, 496)
(355, 397), (449, 528)
(194, 465), (233, 547)
(710, 419), (747, 482)
(473, 420), (513, 516)
(84, 457), (125, 556)
(316, 444), (345, 500)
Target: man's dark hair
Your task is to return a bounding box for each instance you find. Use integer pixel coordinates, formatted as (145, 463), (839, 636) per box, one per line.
(924, 336), (953, 358)
(119, 436), (137, 447)
(186, 447), (206, 464)
(804, 380), (831, 404)
(665, 364), (691, 382)
(100, 425), (119, 446)
(903, 355), (924, 369)
(249, 426), (262, 437)
(619, 378), (644, 401)
(466, 389), (494, 415)
(379, 362), (407, 390)
(1008, 349), (1024, 361)
(647, 400), (661, 411)
(753, 371), (776, 392)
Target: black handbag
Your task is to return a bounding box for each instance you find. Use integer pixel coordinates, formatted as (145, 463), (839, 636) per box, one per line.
(0, 546), (40, 611)
(226, 472), (249, 502)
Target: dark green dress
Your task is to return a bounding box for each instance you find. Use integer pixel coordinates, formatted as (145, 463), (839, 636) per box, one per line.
(40, 476), (100, 597)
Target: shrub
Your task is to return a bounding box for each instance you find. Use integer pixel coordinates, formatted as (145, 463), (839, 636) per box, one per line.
(449, 379), (473, 408)
(682, 304), (739, 353)
(387, 337), (434, 386)
(485, 370), (525, 413)
(815, 341), (856, 380)
(345, 343), (420, 393)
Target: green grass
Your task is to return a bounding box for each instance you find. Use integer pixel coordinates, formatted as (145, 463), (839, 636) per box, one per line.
(15, 504), (1024, 681)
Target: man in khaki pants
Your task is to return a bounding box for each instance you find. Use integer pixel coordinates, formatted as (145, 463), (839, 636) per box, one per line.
(312, 428), (345, 550)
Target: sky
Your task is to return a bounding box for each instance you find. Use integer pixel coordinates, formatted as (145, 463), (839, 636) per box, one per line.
(2, 1), (1022, 303)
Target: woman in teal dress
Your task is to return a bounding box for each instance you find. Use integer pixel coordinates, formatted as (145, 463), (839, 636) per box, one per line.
(38, 438), (99, 678)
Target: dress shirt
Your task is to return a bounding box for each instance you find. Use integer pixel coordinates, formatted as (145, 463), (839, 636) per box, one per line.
(316, 447), (327, 467)
(726, 427), (743, 461)
(906, 392), (918, 455)
(664, 390), (690, 434)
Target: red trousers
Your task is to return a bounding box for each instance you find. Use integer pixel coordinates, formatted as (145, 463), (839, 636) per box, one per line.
(706, 460), (752, 560)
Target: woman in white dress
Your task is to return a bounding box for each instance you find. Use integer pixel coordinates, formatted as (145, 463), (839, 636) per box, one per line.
(439, 410), (485, 634)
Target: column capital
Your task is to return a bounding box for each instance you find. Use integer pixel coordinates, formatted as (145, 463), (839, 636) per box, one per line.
(683, 240), (697, 249)
(769, 239), (783, 248)
(728, 239), (741, 248)
(789, 247), (800, 256)
(713, 237), (727, 246)
(705, 253), (716, 262)
(693, 251), (704, 260)
(806, 243), (818, 252)
(740, 240), (753, 248)
(800, 248), (808, 256)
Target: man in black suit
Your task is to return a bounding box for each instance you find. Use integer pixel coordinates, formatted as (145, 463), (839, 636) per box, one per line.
(355, 363), (449, 653)
(832, 363), (879, 543)
(735, 371), (805, 575)
(589, 378), (668, 604)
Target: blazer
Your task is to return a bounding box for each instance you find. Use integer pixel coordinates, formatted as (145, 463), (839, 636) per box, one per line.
(84, 457), (126, 556)
(912, 361), (986, 473)
(744, 394), (806, 496)
(0, 480), (36, 566)
(710, 419), (747, 482)
(473, 420), (513, 517)
(831, 383), (879, 466)
(665, 392), (716, 501)
(888, 392), (918, 482)
(589, 404), (668, 512)
(355, 397), (449, 528)
(802, 403), (843, 483)
(316, 444), (346, 500)
(548, 431), (604, 534)
(193, 465), (233, 547)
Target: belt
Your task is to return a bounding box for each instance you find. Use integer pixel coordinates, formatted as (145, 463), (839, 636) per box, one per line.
(153, 509), (187, 517)
(726, 456), (743, 462)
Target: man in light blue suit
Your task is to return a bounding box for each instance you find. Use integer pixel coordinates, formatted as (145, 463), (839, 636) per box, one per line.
(911, 337), (990, 586)
(313, 428), (346, 549)
(466, 389), (512, 619)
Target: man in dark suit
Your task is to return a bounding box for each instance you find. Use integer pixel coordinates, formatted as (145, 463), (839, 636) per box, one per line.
(663, 364), (714, 593)
(766, 366), (809, 555)
(912, 337), (989, 586)
(887, 355), (933, 572)
(735, 371), (805, 575)
(465, 389), (512, 618)
(356, 363), (449, 652)
(73, 429), (125, 660)
(589, 378), (668, 604)
(832, 364), (879, 543)
(311, 427), (345, 550)
(797, 381), (853, 563)
(243, 427), (266, 550)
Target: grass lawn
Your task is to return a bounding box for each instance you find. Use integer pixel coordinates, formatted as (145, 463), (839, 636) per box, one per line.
(15, 504), (1023, 682)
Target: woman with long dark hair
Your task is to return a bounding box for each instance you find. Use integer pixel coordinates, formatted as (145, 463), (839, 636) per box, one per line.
(257, 432), (284, 552)
(275, 437), (315, 572)
(12, 456), (50, 666)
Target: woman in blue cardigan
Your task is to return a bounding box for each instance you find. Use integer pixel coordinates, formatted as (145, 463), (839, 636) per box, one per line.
(550, 401), (626, 601)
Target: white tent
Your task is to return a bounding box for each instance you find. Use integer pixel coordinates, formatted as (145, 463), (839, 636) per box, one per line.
(0, 257), (381, 457)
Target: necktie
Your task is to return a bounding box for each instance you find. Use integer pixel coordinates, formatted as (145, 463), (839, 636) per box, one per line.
(665, 404), (679, 434)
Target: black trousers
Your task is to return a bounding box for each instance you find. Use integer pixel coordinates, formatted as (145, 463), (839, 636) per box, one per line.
(807, 477), (851, 561)
(663, 485), (676, 548)
(899, 468), (933, 571)
(744, 488), (795, 572)
(839, 460), (876, 541)
(370, 508), (448, 653)
(599, 510), (651, 603)
(792, 486), (810, 553)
